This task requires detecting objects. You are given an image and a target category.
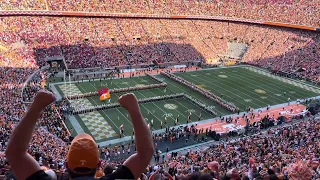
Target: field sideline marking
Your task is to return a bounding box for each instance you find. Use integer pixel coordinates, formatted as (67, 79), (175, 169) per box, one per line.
(247, 66), (320, 90)
(238, 67), (316, 97)
(77, 84), (121, 133)
(185, 72), (275, 106)
(111, 78), (169, 128)
(186, 69), (307, 107)
(115, 108), (133, 126)
(77, 82), (132, 132)
(178, 73), (256, 110)
(156, 75), (226, 115)
(191, 70), (307, 109)
(149, 84), (211, 121)
(129, 78), (190, 120)
(205, 69), (303, 103)
(232, 69), (311, 98)
(244, 66), (320, 93)
(146, 80), (212, 116)
(116, 78), (178, 123)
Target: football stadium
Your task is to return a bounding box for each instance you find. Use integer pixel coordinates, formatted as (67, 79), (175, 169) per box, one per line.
(1, 1), (320, 180)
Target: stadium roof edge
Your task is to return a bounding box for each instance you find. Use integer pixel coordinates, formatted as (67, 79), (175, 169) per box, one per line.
(0, 10), (317, 31)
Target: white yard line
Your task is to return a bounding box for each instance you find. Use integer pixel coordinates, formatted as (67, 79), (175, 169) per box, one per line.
(158, 76), (226, 115)
(117, 78), (178, 123)
(189, 73), (272, 106)
(129, 78), (189, 120)
(179, 73), (255, 109)
(236, 68), (312, 98)
(194, 71), (278, 105)
(77, 84), (120, 132)
(112, 79), (167, 127)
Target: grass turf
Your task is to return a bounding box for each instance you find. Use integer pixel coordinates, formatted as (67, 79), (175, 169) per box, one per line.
(175, 67), (318, 111)
(54, 66), (319, 142)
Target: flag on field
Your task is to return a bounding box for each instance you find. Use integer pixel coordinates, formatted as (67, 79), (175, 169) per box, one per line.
(99, 91), (110, 101)
(98, 88), (109, 96)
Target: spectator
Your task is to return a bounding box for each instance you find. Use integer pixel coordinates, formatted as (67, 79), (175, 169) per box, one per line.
(5, 92), (154, 180)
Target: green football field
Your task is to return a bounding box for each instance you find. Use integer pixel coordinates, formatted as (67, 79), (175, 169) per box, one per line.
(175, 67), (319, 111)
(53, 66), (319, 143)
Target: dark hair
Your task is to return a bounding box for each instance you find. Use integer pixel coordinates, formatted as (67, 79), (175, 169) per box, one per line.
(186, 172), (201, 180)
(254, 176), (264, 180)
(186, 172), (213, 180)
(197, 174), (214, 180)
(154, 173), (169, 180)
(267, 169), (275, 175)
(104, 165), (115, 175)
(269, 174), (279, 180)
(67, 167), (96, 179)
(176, 175), (187, 180)
(241, 175), (249, 180)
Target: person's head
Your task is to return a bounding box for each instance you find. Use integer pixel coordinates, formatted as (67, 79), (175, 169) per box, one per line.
(154, 173), (169, 180)
(187, 172), (213, 180)
(269, 174), (279, 180)
(45, 169), (57, 180)
(66, 133), (100, 179)
(104, 165), (115, 175)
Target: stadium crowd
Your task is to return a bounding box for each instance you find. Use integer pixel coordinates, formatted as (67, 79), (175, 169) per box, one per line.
(1, 51), (320, 179)
(0, 2), (320, 179)
(3, 101), (320, 180)
(1, 16), (319, 83)
(1, 50), (320, 179)
(0, 0), (319, 27)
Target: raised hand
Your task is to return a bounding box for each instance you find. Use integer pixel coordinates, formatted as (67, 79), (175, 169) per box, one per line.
(118, 93), (138, 112)
(33, 91), (56, 110)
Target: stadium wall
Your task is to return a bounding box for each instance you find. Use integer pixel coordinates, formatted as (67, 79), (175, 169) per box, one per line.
(0, 11), (318, 32)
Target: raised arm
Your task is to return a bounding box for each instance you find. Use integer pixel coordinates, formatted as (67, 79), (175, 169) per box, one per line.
(118, 93), (154, 179)
(5, 91), (56, 180)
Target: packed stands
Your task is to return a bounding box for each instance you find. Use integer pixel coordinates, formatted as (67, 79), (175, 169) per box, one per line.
(1, 56), (320, 179)
(1, 0), (319, 27)
(0, 0), (47, 10)
(0, 1), (320, 179)
(1, 16), (319, 81)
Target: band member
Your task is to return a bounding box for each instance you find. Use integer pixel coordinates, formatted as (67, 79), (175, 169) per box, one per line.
(120, 124), (124, 135)
(187, 112), (191, 123)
